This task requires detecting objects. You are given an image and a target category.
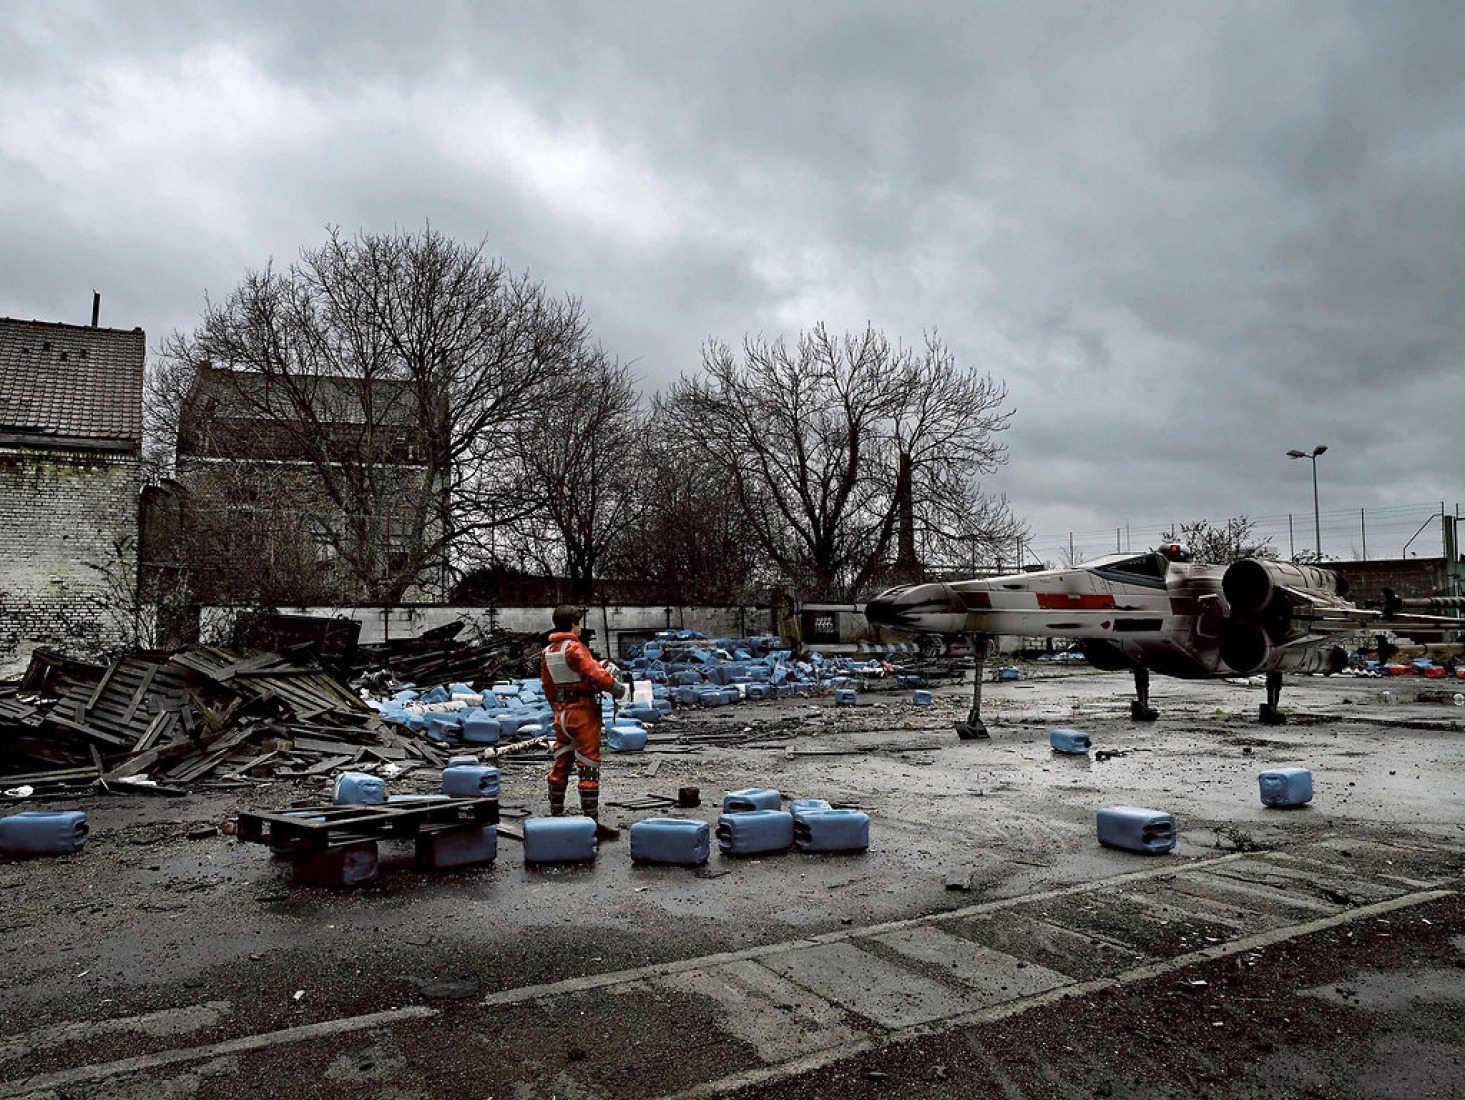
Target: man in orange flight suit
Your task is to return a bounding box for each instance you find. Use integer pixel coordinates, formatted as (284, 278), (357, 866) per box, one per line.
(541, 605), (628, 840)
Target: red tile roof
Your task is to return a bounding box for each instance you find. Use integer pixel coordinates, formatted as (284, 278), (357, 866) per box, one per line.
(0, 318), (145, 450)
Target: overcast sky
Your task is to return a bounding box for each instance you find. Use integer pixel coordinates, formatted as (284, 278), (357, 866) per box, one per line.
(3, 1), (1461, 566)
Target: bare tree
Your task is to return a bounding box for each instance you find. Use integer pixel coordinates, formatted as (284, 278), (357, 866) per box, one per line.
(659, 324), (1019, 599)
(497, 352), (648, 599)
(1159, 517), (1277, 565)
(152, 226), (594, 603)
(601, 435), (769, 605)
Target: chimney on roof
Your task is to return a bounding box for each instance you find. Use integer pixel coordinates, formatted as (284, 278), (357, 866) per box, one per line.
(91, 292), (100, 328)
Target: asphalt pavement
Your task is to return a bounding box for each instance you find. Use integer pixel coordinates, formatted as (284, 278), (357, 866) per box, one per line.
(1, 665), (1461, 1098)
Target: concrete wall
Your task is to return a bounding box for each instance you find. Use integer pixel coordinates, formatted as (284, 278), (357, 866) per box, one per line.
(0, 446), (141, 661)
(199, 603), (777, 658)
(1331, 557), (1455, 605)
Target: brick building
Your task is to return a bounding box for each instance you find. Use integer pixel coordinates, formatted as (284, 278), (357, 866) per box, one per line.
(0, 316), (145, 662)
(166, 364), (439, 606)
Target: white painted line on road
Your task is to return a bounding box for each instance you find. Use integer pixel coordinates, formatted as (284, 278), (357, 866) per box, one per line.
(658, 887), (1455, 1100)
(0, 1001), (232, 1065)
(1175, 868), (1342, 914)
(480, 851), (1252, 1007)
(0, 1006), (436, 1098)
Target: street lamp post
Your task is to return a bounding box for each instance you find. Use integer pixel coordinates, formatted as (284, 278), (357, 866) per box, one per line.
(1286, 445), (1328, 558)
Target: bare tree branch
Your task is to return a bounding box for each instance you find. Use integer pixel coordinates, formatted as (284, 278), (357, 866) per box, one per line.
(150, 225), (595, 603)
(659, 323), (1020, 598)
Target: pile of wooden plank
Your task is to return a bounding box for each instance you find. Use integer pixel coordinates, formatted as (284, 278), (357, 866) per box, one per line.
(351, 620), (540, 686)
(0, 645), (446, 799)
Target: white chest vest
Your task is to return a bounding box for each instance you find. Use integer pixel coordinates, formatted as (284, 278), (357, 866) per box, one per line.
(544, 640), (585, 686)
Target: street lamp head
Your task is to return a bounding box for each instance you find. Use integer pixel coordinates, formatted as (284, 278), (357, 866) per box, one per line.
(1312, 444), (1328, 456)
(1286, 449), (1306, 458)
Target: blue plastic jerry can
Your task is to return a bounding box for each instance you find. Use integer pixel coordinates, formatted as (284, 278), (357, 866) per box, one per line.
(442, 765), (501, 799)
(794, 809), (870, 853)
(723, 788), (782, 813)
(292, 842), (379, 886)
(716, 809), (794, 856)
(416, 826), (497, 869)
(630, 818), (710, 866)
(1049, 728), (1092, 754)
(523, 817), (597, 863)
(0, 811), (88, 856)
(606, 724), (648, 752)
(1258, 767), (1313, 807)
(1096, 806), (1176, 854)
(462, 713), (501, 745)
(333, 772), (386, 805)
(423, 712), (463, 742)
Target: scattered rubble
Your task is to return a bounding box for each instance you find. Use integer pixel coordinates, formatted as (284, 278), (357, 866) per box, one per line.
(0, 622), (542, 799)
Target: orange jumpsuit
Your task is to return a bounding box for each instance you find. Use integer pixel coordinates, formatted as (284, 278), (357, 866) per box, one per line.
(541, 631), (617, 818)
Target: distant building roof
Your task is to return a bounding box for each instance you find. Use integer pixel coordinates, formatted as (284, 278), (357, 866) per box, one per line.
(0, 317), (145, 451)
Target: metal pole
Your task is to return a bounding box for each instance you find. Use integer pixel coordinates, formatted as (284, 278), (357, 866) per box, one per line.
(1288, 514), (1294, 560)
(1310, 454), (1321, 558)
(1360, 507), (1367, 561)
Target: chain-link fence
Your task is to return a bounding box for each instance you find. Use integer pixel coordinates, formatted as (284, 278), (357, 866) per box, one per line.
(1031, 501), (1461, 566)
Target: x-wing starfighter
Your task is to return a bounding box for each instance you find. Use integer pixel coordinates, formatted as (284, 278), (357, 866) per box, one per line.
(864, 546), (1464, 738)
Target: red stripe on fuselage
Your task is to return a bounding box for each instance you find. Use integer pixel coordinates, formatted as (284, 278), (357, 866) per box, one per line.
(958, 592), (992, 610)
(1036, 593), (1116, 610)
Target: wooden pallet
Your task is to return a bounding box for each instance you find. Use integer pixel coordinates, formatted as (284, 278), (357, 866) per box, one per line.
(236, 797), (499, 855)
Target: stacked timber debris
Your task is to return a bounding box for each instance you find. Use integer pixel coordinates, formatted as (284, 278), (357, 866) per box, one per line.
(0, 645), (448, 799)
(232, 614), (542, 686)
(352, 620), (541, 687)
(0, 619), (546, 799)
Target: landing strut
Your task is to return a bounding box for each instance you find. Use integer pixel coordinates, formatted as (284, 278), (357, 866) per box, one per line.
(955, 633), (992, 740)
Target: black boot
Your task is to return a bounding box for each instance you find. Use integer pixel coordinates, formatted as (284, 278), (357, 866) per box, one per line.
(579, 783), (618, 839)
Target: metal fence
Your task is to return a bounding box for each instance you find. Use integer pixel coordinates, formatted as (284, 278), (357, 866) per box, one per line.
(1030, 501), (1462, 567)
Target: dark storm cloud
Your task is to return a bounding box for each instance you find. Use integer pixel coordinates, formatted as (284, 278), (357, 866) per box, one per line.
(1, 0), (1461, 561)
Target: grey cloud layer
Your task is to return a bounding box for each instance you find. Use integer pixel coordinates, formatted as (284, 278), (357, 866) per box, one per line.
(1, 0), (1460, 560)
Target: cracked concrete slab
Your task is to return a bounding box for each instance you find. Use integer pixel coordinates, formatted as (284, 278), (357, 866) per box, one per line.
(867, 924), (1069, 1007)
(758, 941), (973, 1028)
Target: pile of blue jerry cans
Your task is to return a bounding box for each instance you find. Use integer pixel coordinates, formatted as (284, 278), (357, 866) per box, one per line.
(365, 631), (901, 756)
(716, 788), (870, 857)
(518, 785), (873, 868)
